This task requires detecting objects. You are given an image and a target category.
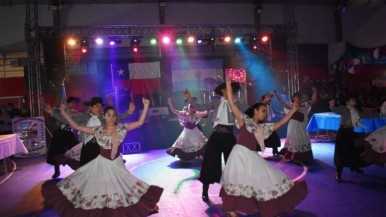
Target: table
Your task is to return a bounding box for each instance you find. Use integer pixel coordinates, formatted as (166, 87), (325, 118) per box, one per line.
(0, 134), (28, 173)
(307, 113), (386, 141)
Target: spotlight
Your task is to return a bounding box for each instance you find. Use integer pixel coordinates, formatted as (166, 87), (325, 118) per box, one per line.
(175, 37), (183, 45)
(196, 37), (204, 44)
(80, 38), (89, 53)
(249, 36), (259, 51)
(150, 38), (157, 45)
(220, 35), (232, 43)
(187, 36), (195, 43)
(109, 38), (121, 46)
(131, 37), (141, 45)
(260, 34), (270, 44)
(234, 37), (243, 44)
(95, 37), (103, 45)
(207, 36), (215, 48)
(162, 36), (171, 44)
(132, 45), (139, 53)
(131, 37), (141, 53)
(81, 47), (88, 53)
(80, 38), (88, 46)
(67, 38), (76, 46)
(249, 36), (258, 44)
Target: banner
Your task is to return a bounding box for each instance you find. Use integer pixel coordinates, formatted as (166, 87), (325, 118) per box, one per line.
(12, 116), (46, 157)
(330, 44), (386, 74)
(171, 59), (224, 92)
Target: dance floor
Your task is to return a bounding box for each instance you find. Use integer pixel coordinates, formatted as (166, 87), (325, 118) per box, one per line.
(0, 140), (385, 217)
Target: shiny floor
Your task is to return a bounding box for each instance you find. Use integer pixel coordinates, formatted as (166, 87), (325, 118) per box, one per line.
(1, 141), (385, 217)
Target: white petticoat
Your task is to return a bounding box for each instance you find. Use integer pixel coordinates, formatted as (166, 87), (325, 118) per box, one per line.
(171, 127), (207, 153)
(221, 145), (294, 201)
(284, 119), (312, 152)
(365, 125), (386, 153)
(57, 155), (151, 209)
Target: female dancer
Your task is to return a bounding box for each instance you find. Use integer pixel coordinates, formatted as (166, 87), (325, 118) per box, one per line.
(273, 87), (317, 163)
(166, 98), (209, 161)
(220, 78), (308, 217)
(354, 125), (386, 167)
(42, 98), (163, 217)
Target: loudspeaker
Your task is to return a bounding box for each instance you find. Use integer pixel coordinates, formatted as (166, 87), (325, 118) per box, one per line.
(42, 38), (66, 80)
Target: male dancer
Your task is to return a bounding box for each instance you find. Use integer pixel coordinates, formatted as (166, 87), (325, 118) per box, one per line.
(184, 81), (247, 202)
(45, 96), (81, 178)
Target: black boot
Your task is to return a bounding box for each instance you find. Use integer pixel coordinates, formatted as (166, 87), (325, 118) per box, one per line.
(335, 172), (343, 183)
(202, 183), (209, 202)
(272, 147), (279, 156)
(335, 167), (343, 183)
(52, 164), (60, 179)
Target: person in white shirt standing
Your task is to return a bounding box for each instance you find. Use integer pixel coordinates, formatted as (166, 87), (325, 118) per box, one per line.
(184, 81), (248, 202)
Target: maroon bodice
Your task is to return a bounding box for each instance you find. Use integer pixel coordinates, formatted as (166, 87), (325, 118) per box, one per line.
(99, 145), (121, 160)
(184, 121), (196, 129)
(236, 125), (258, 151)
(180, 114), (198, 130)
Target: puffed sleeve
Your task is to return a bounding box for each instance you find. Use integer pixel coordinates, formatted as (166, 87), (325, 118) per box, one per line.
(260, 123), (275, 139)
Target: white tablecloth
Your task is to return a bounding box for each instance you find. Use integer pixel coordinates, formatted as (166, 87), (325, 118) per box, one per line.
(0, 134), (29, 160)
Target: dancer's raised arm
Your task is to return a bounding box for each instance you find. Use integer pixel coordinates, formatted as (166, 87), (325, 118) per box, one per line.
(309, 86), (318, 107)
(125, 98), (150, 131)
(59, 104), (94, 135)
(226, 78), (242, 126)
(272, 102), (298, 131)
(273, 90), (292, 110)
(167, 98), (180, 116)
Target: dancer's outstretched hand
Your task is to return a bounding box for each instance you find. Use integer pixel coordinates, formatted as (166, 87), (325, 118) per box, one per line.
(128, 102), (135, 114)
(142, 98), (150, 106)
(183, 89), (191, 99)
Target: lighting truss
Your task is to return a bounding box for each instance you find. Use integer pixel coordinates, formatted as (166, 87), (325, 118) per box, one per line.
(39, 24), (286, 39)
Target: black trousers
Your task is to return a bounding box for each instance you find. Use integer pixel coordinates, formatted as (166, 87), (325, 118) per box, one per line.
(334, 127), (368, 173)
(256, 131), (280, 152)
(198, 127), (236, 185)
(47, 129), (78, 165)
(80, 137), (100, 166)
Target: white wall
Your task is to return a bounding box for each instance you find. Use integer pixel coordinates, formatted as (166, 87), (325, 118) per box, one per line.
(341, 7), (380, 42)
(0, 3), (382, 52)
(164, 3), (254, 25)
(59, 4), (160, 25)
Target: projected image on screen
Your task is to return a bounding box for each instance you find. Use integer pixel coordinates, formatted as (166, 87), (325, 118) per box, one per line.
(171, 59), (224, 104)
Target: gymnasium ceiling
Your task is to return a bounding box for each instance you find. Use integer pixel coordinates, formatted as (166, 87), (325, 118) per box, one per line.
(0, 0), (385, 8)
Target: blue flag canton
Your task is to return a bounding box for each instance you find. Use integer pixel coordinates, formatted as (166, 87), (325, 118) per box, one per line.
(111, 63), (130, 80)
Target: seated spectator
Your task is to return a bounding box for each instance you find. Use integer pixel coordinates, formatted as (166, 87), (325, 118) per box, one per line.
(7, 103), (22, 118)
(0, 104), (12, 135)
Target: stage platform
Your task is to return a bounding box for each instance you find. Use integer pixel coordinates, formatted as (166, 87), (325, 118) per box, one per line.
(1, 141), (386, 217)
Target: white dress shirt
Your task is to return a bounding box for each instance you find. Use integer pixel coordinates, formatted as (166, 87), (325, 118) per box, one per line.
(85, 114), (101, 143)
(213, 97), (234, 127)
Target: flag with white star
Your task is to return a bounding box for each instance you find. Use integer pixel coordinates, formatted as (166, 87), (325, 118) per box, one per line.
(110, 63), (130, 80)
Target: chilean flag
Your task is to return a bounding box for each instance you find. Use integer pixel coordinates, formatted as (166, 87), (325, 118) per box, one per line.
(128, 61), (161, 96)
